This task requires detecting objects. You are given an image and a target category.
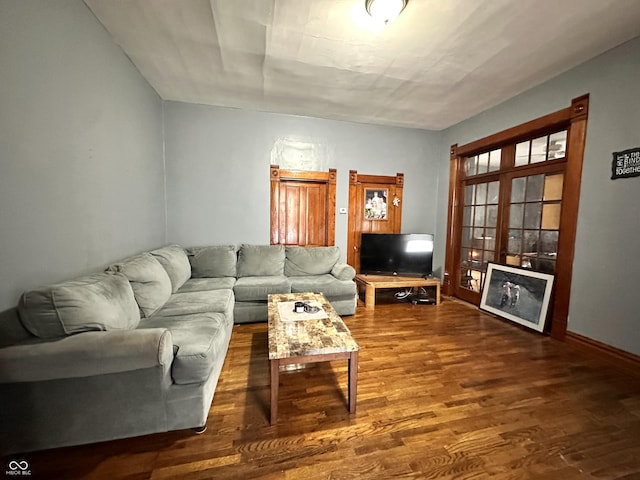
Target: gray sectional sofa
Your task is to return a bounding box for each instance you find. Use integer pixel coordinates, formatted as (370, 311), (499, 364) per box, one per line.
(0, 244), (356, 454)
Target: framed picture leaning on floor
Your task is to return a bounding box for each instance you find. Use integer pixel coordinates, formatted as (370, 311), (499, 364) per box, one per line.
(480, 263), (555, 333)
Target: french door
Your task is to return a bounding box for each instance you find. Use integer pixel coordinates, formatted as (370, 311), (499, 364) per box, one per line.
(445, 95), (589, 338)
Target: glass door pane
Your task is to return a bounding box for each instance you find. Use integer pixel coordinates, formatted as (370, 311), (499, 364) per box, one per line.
(506, 173), (563, 274)
(459, 180), (499, 292)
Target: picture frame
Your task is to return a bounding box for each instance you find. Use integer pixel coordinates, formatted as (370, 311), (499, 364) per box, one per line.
(479, 263), (554, 333)
(364, 188), (388, 220)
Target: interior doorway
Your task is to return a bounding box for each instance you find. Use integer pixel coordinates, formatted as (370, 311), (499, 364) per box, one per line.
(347, 170), (404, 270)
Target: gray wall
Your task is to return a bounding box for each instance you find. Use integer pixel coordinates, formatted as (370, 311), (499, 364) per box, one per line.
(163, 102), (441, 262)
(439, 36), (640, 356)
(0, 0), (165, 311)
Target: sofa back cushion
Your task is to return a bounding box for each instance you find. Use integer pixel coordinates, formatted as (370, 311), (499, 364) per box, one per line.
(150, 245), (191, 293)
(285, 246), (340, 276)
(185, 245), (237, 278)
(107, 253), (172, 318)
(237, 244), (285, 277)
(18, 272), (140, 339)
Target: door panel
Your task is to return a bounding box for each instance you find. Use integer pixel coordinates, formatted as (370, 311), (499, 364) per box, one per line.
(347, 171), (403, 271)
(270, 166), (335, 246)
(454, 178), (501, 304)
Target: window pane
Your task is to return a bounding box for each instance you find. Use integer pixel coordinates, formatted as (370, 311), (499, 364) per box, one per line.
(477, 152), (489, 174)
(484, 228), (496, 250)
(489, 149), (501, 171)
(506, 255), (521, 266)
(473, 206), (485, 226)
(523, 230), (539, 253)
(511, 177), (526, 202)
(515, 141), (529, 166)
(487, 181), (499, 204)
(544, 173), (564, 201)
(524, 203), (542, 229)
(509, 204), (524, 229)
(483, 250), (494, 264)
(475, 183), (487, 204)
(534, 258), (556, 274)
(540, 231), (559, 255)
(486, 205), (498, 227)
(507, 230), (522, 254)
(461, 227), (473, 248)
(464, 185), (475, 205)
(525, 175), (544, 202)
(542, 203), (561, 230)
(531, 136), (547, 163)
(463, 206), (473, 226)
(465, 156), (477, 176)
(548, 130), (567, 159)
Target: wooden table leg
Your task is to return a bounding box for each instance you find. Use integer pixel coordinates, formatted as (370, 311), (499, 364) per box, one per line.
(348, 350), (358, 414)
(365, 284), (375, 309)
(270, 359), (279, 425)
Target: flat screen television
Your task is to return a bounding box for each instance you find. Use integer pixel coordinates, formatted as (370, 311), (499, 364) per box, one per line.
(360, 233), (434, 277)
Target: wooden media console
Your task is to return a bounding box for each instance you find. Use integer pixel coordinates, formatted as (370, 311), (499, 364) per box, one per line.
(354, 274), (441, 309)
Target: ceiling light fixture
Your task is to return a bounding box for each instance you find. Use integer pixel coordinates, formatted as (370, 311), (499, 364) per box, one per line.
(365, 0), (408, 25)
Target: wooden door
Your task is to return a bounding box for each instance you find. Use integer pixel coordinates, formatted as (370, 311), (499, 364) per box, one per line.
(347, 171), (404, 271)
(270, 166), (336, 246)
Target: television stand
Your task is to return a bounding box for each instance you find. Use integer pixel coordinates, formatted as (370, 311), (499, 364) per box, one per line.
(355, 274), (441, 309)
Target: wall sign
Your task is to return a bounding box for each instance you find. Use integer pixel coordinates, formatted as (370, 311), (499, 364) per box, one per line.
(612, 147), (640, 179)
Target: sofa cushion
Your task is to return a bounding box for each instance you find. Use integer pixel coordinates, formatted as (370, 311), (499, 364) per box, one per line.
(150, 245), (191, 293)
(288, 274), (357, 298)
(186, 245), (237, 278)
(236, 244), (285, 277)
(233, 276), (290, 302)
(18, 272), (140, 339)
(107, 253), (172, 318)
(153, 290), (234, 318)
(138, 313), (229, 385)
(285, 246), (340, 276)
(178, 277), (236, 292)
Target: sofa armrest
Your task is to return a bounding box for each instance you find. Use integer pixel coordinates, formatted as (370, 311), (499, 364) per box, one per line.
(0, 328), (173, 383)
(331, 263), (356, 281)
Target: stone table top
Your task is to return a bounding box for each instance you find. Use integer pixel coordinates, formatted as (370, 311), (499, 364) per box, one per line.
(268, 292), (359, 360)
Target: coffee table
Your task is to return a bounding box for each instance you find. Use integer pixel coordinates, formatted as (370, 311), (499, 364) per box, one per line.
(268, 292), (359, 425)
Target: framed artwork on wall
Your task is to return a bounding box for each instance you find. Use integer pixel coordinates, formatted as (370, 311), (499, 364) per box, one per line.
(364, 188), (388, 220)
(480, 263), (554, 333)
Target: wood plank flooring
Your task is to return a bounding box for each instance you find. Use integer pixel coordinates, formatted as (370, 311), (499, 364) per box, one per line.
(7, 297), (640, 479)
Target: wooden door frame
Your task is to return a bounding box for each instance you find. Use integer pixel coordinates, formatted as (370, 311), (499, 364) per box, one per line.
(347, 170), (404, 269)
(270, 165), (337, 246)
(444, 94), (589, 340)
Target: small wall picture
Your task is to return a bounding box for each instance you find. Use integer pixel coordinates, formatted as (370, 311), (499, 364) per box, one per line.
(480, 263), (554, 333)
(364, 189), (388, 220)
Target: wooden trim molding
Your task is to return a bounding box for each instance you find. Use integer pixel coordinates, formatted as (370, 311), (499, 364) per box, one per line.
(443, 144), (460, 296)
(565, 331), (640, 376)
(549, 94), (589, 340)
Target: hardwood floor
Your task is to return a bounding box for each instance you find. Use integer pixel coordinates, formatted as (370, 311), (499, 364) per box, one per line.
(9, 297), (640, 479)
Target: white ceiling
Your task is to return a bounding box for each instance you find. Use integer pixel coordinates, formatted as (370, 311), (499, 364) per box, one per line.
(84, 0), (640, 130)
